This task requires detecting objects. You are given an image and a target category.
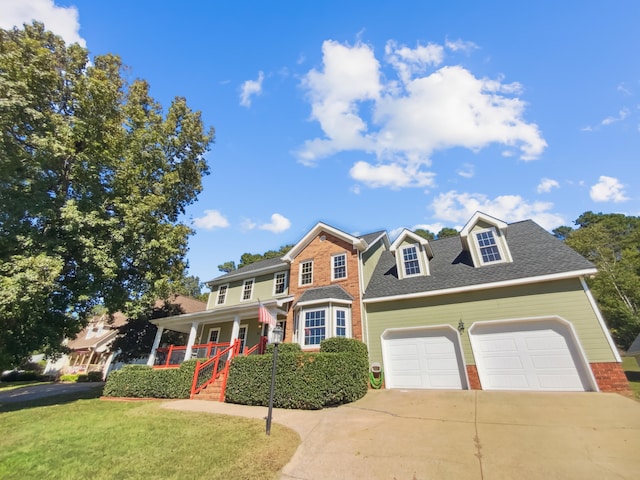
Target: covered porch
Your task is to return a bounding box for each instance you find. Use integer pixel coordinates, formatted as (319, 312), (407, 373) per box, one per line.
(147, 300), (288, 367)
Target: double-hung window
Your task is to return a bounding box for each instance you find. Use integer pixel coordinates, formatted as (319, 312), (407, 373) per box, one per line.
(475, 229), (502, 264)
(303, 310), (325, 346)
(241, 279), (254, 301)
(335, 309), (347, 337)
(300, 260), (313, 286)
(402, 245), (421, 276)
(273, 272), (287, 295)
(216, 284), (228, 305)
(332, 253), (347, 280)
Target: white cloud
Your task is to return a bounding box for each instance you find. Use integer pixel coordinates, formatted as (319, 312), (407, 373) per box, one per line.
(239, 71), (264, 108)
(193, 210), (230, 230)
(601, 108), (629, 125)
(349, 161), (435, 189)
(297, 39), (547, 187)
(258, 213), (291, 233)
(617, 83), (632, 96)
(590, 176), (629, 203)
(431, 190), (565, 230)
(0, 0), (85, 46)
(457, 163), (475, 179)
(445, 38), (479, 54)
(537, 178), (560, 193)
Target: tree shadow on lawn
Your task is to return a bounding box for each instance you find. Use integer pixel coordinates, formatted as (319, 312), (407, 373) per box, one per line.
(0, 386), (104, 414)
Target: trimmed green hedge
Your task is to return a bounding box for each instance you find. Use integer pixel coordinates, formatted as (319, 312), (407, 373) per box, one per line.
(225, 338), (369, 410)
(103, 360), (198, 399)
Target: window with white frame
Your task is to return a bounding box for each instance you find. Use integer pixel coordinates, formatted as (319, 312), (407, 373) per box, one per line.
(238, 325), (248, 351)
(303, 310), (325, 346)
(335, 309), (347, 337)
(207, 327), (220, 343)
(300, 260), (313, 286)
(273, 271), (287, 295)
(241, 279), (254, 301)
(402, 245), (421, 276)
(216, 284), (228, 305)
(332, 253), (347, 280)
(475, 229), (502, 264)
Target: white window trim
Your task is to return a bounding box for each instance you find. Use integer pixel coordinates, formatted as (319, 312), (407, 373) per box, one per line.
(206, 327), (221, 344)
(334, 307), (351, 338)
(331, 252), (348, 281)
(273, 271), (288, 296)
(216, 284), (229, 305)
(401, 244), (422, 278)
(473, 227), (507, 266)
(299, 260), (314, 286)
(238, 324), (248, 351)
(240, 278), (255, 301)
(300, 307), (327, 349)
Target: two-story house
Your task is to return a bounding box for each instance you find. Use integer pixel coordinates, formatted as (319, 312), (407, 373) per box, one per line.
(147, 212), (627, 393)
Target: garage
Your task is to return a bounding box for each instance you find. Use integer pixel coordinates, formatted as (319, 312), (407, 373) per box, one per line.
(381, 326), (468, 389)
(469, 317), (596, 391)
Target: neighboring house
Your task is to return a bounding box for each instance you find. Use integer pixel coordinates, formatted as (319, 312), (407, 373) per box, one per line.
(148, 212), (628, 393)
(46, 295), (206, 380)
(628, 334), (640, 366)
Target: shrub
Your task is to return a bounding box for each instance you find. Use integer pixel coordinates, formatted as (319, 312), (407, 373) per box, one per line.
(86, 371), (103, 382)
(225, 339), (369, 409)
(0, 370), (39, 382)
(59, 374), (80, 383)
(103, 360), (198, 399)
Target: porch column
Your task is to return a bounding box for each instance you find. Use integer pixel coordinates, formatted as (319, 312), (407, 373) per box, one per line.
(146, 326), (165, 366)
(230, 315), (241, 343)
(184, 321), (199, 361)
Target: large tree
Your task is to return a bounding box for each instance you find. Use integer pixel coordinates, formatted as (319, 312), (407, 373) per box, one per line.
(0, 23), (214, 368)
(561, 212), (640, 349)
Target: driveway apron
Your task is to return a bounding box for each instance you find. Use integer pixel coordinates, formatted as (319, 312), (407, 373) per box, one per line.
(164, 390), (640, 480)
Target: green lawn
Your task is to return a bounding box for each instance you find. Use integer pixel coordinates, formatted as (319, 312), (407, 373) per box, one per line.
(622, 356), (640, 400)
(0, 380), (52, 391)
(0, 387), (299, 480)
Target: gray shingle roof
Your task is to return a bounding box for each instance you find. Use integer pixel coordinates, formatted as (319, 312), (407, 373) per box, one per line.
(206, 256), (288, 284)
(359, 230), (387, 246)
(364, 220), (595, 300)
(297, 285), (354, 304)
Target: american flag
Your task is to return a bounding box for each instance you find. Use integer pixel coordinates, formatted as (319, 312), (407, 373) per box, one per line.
(258, 302), (276, 327)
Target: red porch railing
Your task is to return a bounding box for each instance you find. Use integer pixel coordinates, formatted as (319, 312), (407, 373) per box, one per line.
(153, 342), (231, 368)
(190, 339), (241, 400)
(243, 335), (268, 356)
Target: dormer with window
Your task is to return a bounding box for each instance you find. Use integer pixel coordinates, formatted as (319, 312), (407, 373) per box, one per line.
(460, 212), (513, 267)
(390, 230), (434, 279)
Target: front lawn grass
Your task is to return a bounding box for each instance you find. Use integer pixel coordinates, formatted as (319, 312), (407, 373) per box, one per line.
(622, 356), (640, 400)
(0, 388), (299, 480)
(0, 380), (52, 391)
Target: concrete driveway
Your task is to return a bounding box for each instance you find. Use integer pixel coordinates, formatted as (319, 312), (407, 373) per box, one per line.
(165, 390), (640, 480)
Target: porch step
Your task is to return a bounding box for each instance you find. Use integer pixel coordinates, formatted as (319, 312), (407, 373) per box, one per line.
(194, 377), (224, 402)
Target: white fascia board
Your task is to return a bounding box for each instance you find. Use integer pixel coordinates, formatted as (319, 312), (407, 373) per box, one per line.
(460, 211), (508, 237)
(362, 232), (390, 253)
(296, 297), (353, 308)
(363, 268), (598, 304)
(580, 277), (621, 362)
(283, 222), (366, 262)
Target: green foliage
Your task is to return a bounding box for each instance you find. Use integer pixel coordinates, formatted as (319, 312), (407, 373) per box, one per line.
(103, 360), (198, 398)
(225, 339), (369, 409)
(0, 23), (214, 368)
(437, 227), (459, 239)
(87, 371), (103, 382)
(59, 374), (81, 383)
(220, 244), (294, 273)
(264, 343), (302, 355)
(0, 370), (39, 382)
(414, 229), (435, 240)
(563, 212), (640, 349)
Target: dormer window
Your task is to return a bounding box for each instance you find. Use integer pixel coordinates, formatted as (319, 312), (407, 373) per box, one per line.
(476, 229), (502, 264)
(402, 245), (421, 276)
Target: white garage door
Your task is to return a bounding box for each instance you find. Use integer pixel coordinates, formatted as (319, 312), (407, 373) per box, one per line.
(382, 327), (467, 389)
(469, 319), (593, 392)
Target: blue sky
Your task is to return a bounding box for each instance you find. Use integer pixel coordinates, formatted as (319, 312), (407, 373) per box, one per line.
(3, 1), (639, 288)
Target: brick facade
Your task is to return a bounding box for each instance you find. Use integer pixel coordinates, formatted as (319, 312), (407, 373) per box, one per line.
(285, 231), (363, 343)
(466, 365), (481, 390)
(590, 362), (631, 393)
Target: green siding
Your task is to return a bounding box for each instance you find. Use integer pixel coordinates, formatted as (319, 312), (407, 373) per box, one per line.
(207, 269), (288, 310)
(362, 240), (385, 290)
(365, 278), (615, 370)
